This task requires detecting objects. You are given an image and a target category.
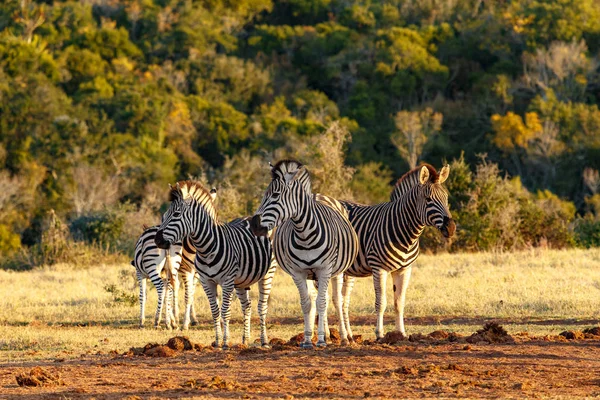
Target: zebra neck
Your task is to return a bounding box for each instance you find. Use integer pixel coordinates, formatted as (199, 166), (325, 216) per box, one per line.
(393, 194), (426, 244)
(290, 194), (319, 239)
(189, 208), (224, 257)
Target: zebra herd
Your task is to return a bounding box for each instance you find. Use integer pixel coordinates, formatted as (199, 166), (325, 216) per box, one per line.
(131, 159), (455, 349)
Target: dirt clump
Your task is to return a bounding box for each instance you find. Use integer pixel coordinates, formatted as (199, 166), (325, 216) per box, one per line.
(559, 331), (584, 340)
(269, 337), (286, 346)
(329, 327), (341, 344)
(288, 332), (318, 345)
(380, 331), (407, 344)
(167, 336), (193, 351)
(351, 334), (363, 344)
(239, 347), (269, 356)
(583, 327), (600, 337)
(429, 330), (450, 340)
(466, 322), (515, 344)
(409, 333), (433, 343)
(143, 343), (177, 357)
(16, 367), (65, 387)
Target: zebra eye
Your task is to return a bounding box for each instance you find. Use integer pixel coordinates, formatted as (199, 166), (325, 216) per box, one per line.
(425, 196), (432, 202)
(173, 211), (182, 218)
(271, 192), (281, 199)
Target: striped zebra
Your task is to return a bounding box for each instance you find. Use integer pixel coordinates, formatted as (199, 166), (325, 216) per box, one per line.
(250, 160), (359, 349)
(155, 181), (276, 349)
(327, 164), (456, 340)
(131, 225), (198, 329)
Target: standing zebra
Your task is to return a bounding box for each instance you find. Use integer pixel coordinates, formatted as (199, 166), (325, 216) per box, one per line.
(326, 164), (455, 340)
(154, 181), (276, 349)
(131, 225), (198, 329)
(250, 160), (358, 349)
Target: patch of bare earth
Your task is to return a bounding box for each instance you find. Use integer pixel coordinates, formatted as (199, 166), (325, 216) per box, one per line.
(2, 327), (600, 399)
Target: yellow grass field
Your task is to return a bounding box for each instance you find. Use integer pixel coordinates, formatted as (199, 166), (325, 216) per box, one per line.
(2, 248), (599, 362)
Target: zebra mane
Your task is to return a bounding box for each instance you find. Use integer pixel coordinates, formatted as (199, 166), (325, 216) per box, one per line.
(169, 180), (217, 217)
(270, 159), (312, 193)
(390, 163), (439, 202)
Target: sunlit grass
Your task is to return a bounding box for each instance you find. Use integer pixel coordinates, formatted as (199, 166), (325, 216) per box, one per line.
(1, 248), (599, 361)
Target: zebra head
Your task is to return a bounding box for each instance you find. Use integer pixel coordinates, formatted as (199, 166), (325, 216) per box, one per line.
(155, 182), (217, 249)
(250, 160), (310, 237)
(416, 165), (456, 238)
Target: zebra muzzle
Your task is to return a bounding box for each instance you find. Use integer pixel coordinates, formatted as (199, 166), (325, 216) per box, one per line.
(250, 215), (269, 237)
(441, 217), (456, 238)
(154, 229), (171, 249)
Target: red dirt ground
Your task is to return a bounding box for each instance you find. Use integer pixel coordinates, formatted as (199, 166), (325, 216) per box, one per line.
(2, 331), (600, 399)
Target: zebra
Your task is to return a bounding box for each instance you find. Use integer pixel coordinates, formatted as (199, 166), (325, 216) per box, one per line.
(131, 225), (199, 329)
(154, 181), (276, 349)
(324, 163), (455, 341)
(250, 160), (359, 349)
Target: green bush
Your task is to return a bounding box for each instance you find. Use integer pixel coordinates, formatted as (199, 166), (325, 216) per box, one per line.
(574, 216), (600, 248)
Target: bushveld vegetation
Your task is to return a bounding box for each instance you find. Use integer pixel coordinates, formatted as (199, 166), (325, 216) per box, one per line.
(2, 0), (600, 269)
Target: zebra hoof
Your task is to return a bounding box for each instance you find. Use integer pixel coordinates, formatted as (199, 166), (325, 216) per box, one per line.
(316, 341), (327, 348)
(182, 325), (189, 331)
(190, 321), (199, 327)
(300, 342), (314, 350)
(341, 339), (350, 346)
(261, 344), (271, 349)
(222, 344), (230, 351)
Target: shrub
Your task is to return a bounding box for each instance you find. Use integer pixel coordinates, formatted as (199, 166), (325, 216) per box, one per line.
(574, 216), (600, 248)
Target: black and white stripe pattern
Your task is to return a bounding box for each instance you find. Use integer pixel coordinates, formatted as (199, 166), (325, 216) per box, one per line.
(155, 182), (276, 349)
(131, 225), (198, 329)
(324, 164), (455, 339)
(251, 160), (359, 348)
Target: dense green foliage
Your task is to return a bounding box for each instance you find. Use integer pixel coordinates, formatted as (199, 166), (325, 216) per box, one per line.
(1, 0), (600, 267)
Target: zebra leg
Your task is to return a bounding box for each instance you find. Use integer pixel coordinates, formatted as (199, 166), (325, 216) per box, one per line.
(173, 272), (181, 327)
(331, 274), (349, 345)
(257, 261), (275, 347)
(311, 281), (330, 341)
(165, 282), (178, 330)
(201, 279), (222, 348)
(220, 283), (236, 350)
(154, 279), (165, 329)
(138, 273), (147, 328)
(342, 274), (356, 341)
(190, 274), (200, 326)
(391, 266), (412, 337)
(236, 288), (252, 345)
(373, 269), (388, 340)
(182, 271), (196, 330)
(314, 270), (331, 348)
(292, 276), (315, 349)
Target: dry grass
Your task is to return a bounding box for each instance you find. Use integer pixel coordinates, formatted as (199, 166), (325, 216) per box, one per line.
(1, 248), (599, 361)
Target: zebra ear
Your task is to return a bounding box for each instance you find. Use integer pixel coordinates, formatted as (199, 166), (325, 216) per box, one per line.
(269, 161), (274, 170)
(209, 187), (217, 201)
(419, 166), (430, 185)
(438, 165), (450, 183)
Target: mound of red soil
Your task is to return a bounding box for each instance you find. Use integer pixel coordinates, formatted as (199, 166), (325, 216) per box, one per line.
(143, 344), (177, 357)
(329, 327), (341, 344)
(559, 331), (584, 340)
(351, 334), (363, 344)
(380, 331), (407, 344)
(288, 332), (318, 345)
(466, 322), (515, 344)
(167, 336), (193, 351)
(16, 367), (65, 387)
(583, 327), (600, 337)
(429, 330), (450, 339)
(269, 337), (286, 346)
